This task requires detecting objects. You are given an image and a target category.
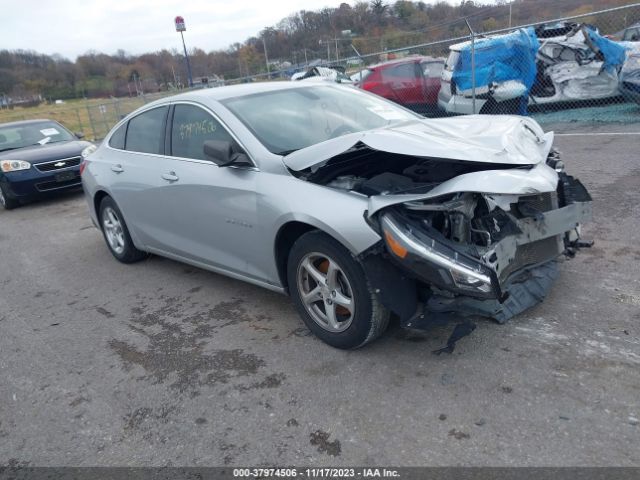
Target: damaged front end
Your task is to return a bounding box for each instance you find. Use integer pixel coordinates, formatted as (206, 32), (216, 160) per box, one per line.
(284, 117), (593, 339)
(374, 170), (592, 326)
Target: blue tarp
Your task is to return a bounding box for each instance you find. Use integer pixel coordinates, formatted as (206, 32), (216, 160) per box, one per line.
(586, 27), (627, 72)
(452, 27), (540, 93)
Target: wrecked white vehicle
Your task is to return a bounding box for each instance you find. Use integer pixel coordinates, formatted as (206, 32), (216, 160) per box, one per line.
(83, 82), (592, 351)
(440, 23), (629, 115)
(291, 66), (353, 83)
(531, 24), (627, 106)
(620, 52), (640, 104)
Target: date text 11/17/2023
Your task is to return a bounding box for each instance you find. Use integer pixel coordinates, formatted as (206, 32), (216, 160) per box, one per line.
(232, 468), (401, 478)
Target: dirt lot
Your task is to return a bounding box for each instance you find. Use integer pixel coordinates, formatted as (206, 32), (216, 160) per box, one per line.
(0, 124), (639, 466)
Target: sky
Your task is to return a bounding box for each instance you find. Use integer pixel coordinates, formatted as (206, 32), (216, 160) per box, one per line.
(0, 0), (463, 59)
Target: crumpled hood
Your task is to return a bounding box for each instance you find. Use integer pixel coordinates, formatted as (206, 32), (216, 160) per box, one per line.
(283, 115), (554, 171)
(367, 162), (560, 217)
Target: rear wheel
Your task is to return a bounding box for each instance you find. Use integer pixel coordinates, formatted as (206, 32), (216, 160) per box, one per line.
(0, 183), (19, 210)
(287, 231), (390, 349)
(99, 196), (148, 263)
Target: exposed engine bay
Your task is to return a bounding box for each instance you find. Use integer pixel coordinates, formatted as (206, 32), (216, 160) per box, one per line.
(302, 145), (530, 196)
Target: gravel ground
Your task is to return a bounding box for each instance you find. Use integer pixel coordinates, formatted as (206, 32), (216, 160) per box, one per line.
(0, 124), (639, 467)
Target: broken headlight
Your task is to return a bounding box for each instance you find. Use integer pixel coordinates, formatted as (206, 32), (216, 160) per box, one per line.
(380, 213), (496, 298)
(546, 148), (565, 173)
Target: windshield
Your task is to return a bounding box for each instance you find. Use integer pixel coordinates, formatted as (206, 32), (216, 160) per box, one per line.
(0, 121), (75, 152)
(351, 69), (372, 82)
(445, 51), (460, 72)
(222, 85), (419, 154)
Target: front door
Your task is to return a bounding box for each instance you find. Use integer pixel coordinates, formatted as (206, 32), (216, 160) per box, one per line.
(151, 103), (265, 280)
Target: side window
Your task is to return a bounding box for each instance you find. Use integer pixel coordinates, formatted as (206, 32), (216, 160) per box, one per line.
(125, 106), (168, 155)
(108, 122), (127, 149)
(422, 62), (443, 78)
(382, 63), (418, 81)
(170, 104), (234, 161)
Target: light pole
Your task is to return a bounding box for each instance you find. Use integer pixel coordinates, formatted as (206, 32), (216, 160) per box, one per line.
(174, 16), (193, 87)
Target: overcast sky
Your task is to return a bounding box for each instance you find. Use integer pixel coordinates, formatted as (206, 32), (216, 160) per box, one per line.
(1, 0), (465, 59)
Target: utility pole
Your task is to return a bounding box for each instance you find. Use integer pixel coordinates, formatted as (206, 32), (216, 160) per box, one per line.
(174, 16), (193, 87)
(465, 19), (476, 114)
(263, 37), (270, 76)
(509, 2), (513, 29)
(319, 39), (331, 62)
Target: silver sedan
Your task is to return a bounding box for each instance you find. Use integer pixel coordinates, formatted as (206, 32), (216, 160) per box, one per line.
(81, 82), (592, 349)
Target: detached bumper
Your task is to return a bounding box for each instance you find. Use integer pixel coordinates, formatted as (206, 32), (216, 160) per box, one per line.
(426, 260), (559, 324)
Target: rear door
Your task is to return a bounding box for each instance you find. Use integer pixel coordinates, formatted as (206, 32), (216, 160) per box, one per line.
(106, 105), (170, 248)
(420, 61), (444, 105)
(380, 62), (422, 107)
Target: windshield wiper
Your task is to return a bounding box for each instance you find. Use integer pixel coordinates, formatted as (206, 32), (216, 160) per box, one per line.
(0, 146), (21, 153)
(276, 149), (299, 156)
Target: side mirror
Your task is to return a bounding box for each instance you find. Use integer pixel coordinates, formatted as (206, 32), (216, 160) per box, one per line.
(203, 140), (251, 167)
(75, 132), (85, 139)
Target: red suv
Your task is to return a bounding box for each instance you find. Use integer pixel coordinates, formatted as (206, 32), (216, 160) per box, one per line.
(355, 56), (444, 114)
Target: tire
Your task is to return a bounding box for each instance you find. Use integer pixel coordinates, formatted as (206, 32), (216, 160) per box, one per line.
(0, 183), (19, 210)
(287, 231), (390, 349)
(98, 196), (148, 263)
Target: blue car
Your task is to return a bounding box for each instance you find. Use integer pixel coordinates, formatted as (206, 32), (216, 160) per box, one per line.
(0, 119), (93, 210)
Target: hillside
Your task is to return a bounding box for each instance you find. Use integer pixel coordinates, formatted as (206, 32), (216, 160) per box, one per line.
(1, 0), (639, 100)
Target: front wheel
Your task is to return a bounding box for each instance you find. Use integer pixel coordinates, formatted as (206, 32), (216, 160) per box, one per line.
(287, 231), (390, 349)
(99, 196), (148, 263)
(0, 183), (19, 210)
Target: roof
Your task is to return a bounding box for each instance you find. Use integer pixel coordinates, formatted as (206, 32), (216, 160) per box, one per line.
(368, 55), (443, 70)
(146, 81), (346, 106)
(0, 118), (59, 128)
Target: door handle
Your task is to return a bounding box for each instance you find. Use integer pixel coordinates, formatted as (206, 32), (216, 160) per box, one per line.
(111, 164), (124, 173)
(161, 171), (179, 182)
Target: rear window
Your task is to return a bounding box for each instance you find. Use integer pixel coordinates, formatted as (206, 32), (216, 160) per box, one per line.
(381, 63), (417, 80)
(125, 106), (168, 155)
(422, 61), (444, 78)
(108, 122), (127, 150)
(445, 51), (460, 72)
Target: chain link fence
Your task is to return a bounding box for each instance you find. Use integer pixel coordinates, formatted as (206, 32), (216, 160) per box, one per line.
(2, 3), (640, 139)
(0, 91), (184, 142)
(228, 2), (640, 126)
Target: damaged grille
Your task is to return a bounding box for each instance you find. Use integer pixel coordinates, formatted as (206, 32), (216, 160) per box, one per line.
(500, 235), (563, 282)
(517, 192), (558, 213)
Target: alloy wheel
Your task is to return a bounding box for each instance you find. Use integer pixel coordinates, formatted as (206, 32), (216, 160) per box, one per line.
(102, 206), (126, 255)
(296, 252), (355, 333)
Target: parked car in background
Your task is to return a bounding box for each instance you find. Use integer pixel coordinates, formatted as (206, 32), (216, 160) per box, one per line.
(621, 23), (640, 42)
(438, 29), (536, 115)
(531, 24), (626, 107)
(355, 56), (444, 114)
(0, 119), (93, 210)
(439, 24), (628, 115)
(620, 52), (640, 103)
(82, 82), (592, 350)
(291, 66), (353, 83)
